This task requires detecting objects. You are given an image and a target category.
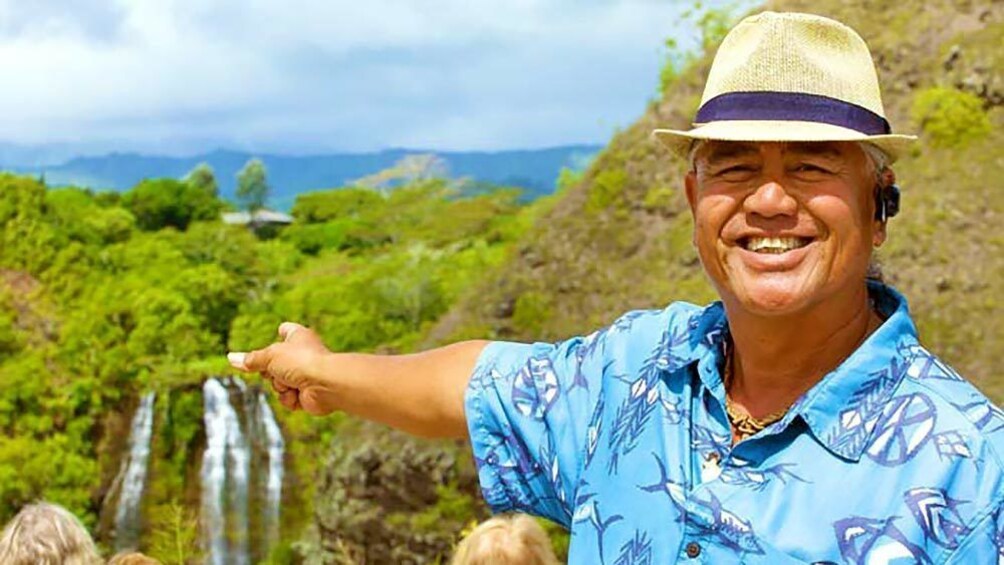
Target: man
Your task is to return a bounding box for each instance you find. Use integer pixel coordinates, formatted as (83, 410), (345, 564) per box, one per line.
(230, 12), (1004, 563)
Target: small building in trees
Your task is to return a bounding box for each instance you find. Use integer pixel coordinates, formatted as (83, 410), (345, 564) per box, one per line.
(221, 209), (293, 229)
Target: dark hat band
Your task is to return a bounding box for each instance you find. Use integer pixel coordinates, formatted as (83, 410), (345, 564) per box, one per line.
(695, 91), (892, 135)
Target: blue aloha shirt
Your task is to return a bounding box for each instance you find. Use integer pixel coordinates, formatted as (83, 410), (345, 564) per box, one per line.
(464, 283), (1004, 564)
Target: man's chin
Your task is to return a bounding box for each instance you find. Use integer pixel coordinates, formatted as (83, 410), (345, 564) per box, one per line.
(728, 276), (817, 316)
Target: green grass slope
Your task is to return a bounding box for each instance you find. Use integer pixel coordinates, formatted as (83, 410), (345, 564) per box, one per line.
(428, 0), (1004, 401)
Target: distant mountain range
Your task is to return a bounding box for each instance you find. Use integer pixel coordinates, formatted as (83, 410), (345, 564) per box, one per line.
(2, 145), (600, 210)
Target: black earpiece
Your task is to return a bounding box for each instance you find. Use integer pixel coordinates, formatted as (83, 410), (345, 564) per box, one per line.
(874, 184), (901, 222)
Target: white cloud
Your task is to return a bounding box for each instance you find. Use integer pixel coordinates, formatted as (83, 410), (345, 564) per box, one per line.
(0, 0), (727, 154)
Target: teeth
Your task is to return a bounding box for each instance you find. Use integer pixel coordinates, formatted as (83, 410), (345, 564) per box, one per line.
(745, 237), (808, 254)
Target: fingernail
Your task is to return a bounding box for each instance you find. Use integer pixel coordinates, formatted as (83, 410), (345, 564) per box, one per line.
(279, 322), (299, 340)
(227, 352), (247, 369)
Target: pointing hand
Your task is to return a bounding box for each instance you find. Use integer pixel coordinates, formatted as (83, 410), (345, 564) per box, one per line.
(228, 322), (338, 415)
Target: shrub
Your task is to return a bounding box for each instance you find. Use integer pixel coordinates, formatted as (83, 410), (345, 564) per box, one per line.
(911, 87), (991, 148)
(657, 3), (740, 97)
(512, 291), (553, 334)
(643, 185), (676, 212)
(586, 168), (628, 213)
(282, 221), (350, 255)
(43, 187), (136, 244)
(291, 187), (384, 224)
(0, 290), (23, 361)
(123, 178), (221, 231)
(555, 167), (585, 194)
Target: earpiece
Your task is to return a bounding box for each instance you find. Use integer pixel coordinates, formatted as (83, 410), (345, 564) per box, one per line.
(874, 184), (901, 222)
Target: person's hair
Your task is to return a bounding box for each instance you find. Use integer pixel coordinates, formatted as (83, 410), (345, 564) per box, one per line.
(859, 142), (890, 179)
(108, 551), (162, 564)
(0, 502), (103, 565)
(450, 514), (560, 565)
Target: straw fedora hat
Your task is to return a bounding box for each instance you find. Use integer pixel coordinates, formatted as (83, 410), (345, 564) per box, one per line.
(652, 11), (916, 162)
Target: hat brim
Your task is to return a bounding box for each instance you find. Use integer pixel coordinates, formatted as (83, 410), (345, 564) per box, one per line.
(651, 120), (917, 164)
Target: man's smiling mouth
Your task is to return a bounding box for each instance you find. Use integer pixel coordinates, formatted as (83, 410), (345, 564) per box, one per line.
(739, 236), (813, 254)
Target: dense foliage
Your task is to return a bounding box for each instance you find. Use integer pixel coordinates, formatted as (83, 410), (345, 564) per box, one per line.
(0, 164), (545, 561)
(0, 172), (289, 534)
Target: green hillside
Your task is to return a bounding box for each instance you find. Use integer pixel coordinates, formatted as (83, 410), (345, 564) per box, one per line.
(427, 0), (1004, 402)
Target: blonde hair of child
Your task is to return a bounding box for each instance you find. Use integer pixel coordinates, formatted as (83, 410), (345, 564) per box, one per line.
(0, 502), (103, 565)
(451, 514), (560, 565)
(107, 551), (162, 564)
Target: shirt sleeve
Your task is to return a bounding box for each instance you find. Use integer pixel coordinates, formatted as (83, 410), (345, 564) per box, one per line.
(464, 329), (611, 527)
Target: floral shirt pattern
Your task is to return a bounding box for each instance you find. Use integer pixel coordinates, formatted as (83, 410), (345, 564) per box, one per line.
(464, 284), (1004, 563)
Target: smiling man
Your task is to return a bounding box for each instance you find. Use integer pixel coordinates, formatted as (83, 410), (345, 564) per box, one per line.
(229, 12), (1004, 563)
(682, 139), (893, 436)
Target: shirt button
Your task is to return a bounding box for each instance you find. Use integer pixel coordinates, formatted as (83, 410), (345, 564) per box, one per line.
(700, 452), (722, 482)
(685, 541), (701, 558)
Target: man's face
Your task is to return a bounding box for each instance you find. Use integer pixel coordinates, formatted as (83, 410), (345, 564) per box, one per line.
(684, 141), (884, 316)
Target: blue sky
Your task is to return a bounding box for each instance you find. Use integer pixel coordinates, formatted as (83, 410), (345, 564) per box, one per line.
(0, 0), (717, 155)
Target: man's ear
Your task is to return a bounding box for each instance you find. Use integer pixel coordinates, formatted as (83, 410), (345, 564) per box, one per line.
(684, 171), (698, 218)
(873, 217), (888, 247)
(880, 167), (897, 189)
(685, 171), (699, 247)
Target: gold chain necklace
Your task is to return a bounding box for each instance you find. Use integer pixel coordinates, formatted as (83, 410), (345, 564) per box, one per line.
(722, 299), (881, 441)
(723, 339), (791, 441)
(725, 397), (789, 439)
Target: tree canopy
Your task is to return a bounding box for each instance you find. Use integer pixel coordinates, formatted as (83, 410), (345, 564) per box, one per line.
(236, 158), (270, 212)
(184, 162), (219, 198)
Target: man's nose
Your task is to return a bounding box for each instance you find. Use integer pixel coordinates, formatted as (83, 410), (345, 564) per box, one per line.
(743, 181), (798, 218)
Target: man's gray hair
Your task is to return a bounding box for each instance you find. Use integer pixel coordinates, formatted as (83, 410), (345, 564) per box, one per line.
(859, 142), (891, 178)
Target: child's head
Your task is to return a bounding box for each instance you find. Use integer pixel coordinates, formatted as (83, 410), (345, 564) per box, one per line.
(0, 502), (103, 565)
(451, 514), (560, 565)
(108, 551), (162, 564)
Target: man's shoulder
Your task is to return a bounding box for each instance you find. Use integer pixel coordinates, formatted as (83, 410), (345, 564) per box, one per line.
(896, 343), (1004, 470)
(594, 300), (718, 352)
(608, 300), (707, 327)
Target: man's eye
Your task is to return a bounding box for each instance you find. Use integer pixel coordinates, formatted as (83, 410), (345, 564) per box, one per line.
(715, 165), (756, 177)
(793, 163), (832, 174)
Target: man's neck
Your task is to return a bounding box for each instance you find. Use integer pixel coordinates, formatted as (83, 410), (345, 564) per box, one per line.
(723, 284), (880, 418)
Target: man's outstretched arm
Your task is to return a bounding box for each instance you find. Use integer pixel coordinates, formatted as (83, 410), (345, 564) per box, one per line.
(228, 322), (489, 439)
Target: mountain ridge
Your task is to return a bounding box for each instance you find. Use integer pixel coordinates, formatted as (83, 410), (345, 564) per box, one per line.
(5, 144), (601, 209)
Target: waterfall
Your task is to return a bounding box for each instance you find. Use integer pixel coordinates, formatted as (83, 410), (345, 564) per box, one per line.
(200, 377), (285, 564)
(201, 378), (250, 565)
(258, 391), (285, 551)
(112, 392), (156, 551)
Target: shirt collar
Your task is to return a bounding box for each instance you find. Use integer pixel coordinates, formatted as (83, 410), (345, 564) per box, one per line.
(681, 283), (920, 462)
(796, 283), (920, 461)
(686, 301), (730, 397)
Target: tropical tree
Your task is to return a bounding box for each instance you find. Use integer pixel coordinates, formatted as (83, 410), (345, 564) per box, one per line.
(236, 158), (270, 212)
(184, 162), (218, 198)
(122, 178), (220, 231)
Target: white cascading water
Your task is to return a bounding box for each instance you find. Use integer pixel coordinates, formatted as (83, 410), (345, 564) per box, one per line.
(201, 378), (250, 565)
(112, 392), (156, 551)
(258, 391), (285, 551)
